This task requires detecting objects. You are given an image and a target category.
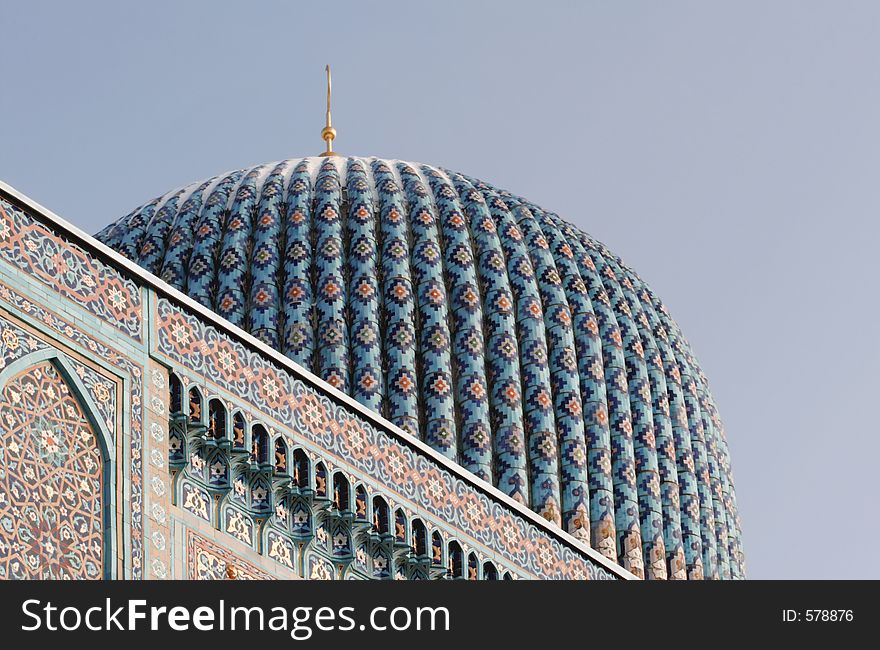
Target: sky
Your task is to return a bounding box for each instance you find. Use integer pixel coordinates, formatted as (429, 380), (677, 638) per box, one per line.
(2, 1), (877, 579)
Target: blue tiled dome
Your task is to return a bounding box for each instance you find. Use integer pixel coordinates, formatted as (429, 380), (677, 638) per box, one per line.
(97, 156), (743, 580)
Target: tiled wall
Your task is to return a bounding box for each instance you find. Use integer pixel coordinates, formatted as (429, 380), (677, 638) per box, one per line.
(0, 190), (624, 580)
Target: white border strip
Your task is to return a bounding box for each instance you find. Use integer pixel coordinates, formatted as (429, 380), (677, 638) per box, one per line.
(0, 178), (636, 580)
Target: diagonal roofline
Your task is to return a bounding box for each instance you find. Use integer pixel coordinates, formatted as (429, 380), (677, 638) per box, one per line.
(0, 177), (636, 580)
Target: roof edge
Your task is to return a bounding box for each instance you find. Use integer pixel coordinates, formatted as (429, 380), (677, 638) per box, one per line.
(0, 178), (636, 580)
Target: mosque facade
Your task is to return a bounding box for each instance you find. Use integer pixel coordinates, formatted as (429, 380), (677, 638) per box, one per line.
(0, 148), (743, 580)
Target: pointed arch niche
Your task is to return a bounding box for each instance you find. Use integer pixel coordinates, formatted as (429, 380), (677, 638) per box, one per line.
(0, 348), (118, 579)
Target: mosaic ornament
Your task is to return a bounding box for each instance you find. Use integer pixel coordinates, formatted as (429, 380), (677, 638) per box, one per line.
(0, 362), (104, 579)
(97, 156), (744, 579)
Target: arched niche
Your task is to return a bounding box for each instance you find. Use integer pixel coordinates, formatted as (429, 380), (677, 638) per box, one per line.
(0, 349), (117, 579)
(208, 398), (227, 440)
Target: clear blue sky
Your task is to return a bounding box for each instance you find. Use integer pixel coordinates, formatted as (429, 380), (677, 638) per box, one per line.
(2, 1), (877, 579)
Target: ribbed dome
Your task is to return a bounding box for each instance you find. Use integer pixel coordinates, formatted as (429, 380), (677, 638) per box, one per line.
(96, 156), (744, 580)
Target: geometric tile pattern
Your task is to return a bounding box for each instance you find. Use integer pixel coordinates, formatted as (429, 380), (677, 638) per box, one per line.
(0, 200), (142, 341)
(0, 255), (146, 578)
(157, 298), (619, 580)
(0, 313), (116, 441)
(187, 530), (275, 580)
(96, 156), (744, 579)
(66, 356), (117, 441)
(0, 361), (104, 579)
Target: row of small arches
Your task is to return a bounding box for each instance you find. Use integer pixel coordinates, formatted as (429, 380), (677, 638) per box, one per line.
(106, 159), (743, 579)
(171, 373), (513, 580)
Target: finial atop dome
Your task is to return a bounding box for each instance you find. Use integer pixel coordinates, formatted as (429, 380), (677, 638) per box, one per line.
(320, 65), (339, 157)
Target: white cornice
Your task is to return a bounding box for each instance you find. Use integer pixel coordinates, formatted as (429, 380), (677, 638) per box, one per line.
(0, 178), (637, 581)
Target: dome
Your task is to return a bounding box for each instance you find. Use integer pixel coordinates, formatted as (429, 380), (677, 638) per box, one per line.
(96, 156), (743, 580)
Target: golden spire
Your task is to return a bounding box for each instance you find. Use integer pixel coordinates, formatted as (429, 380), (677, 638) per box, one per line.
(319, 65), (339, 157)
